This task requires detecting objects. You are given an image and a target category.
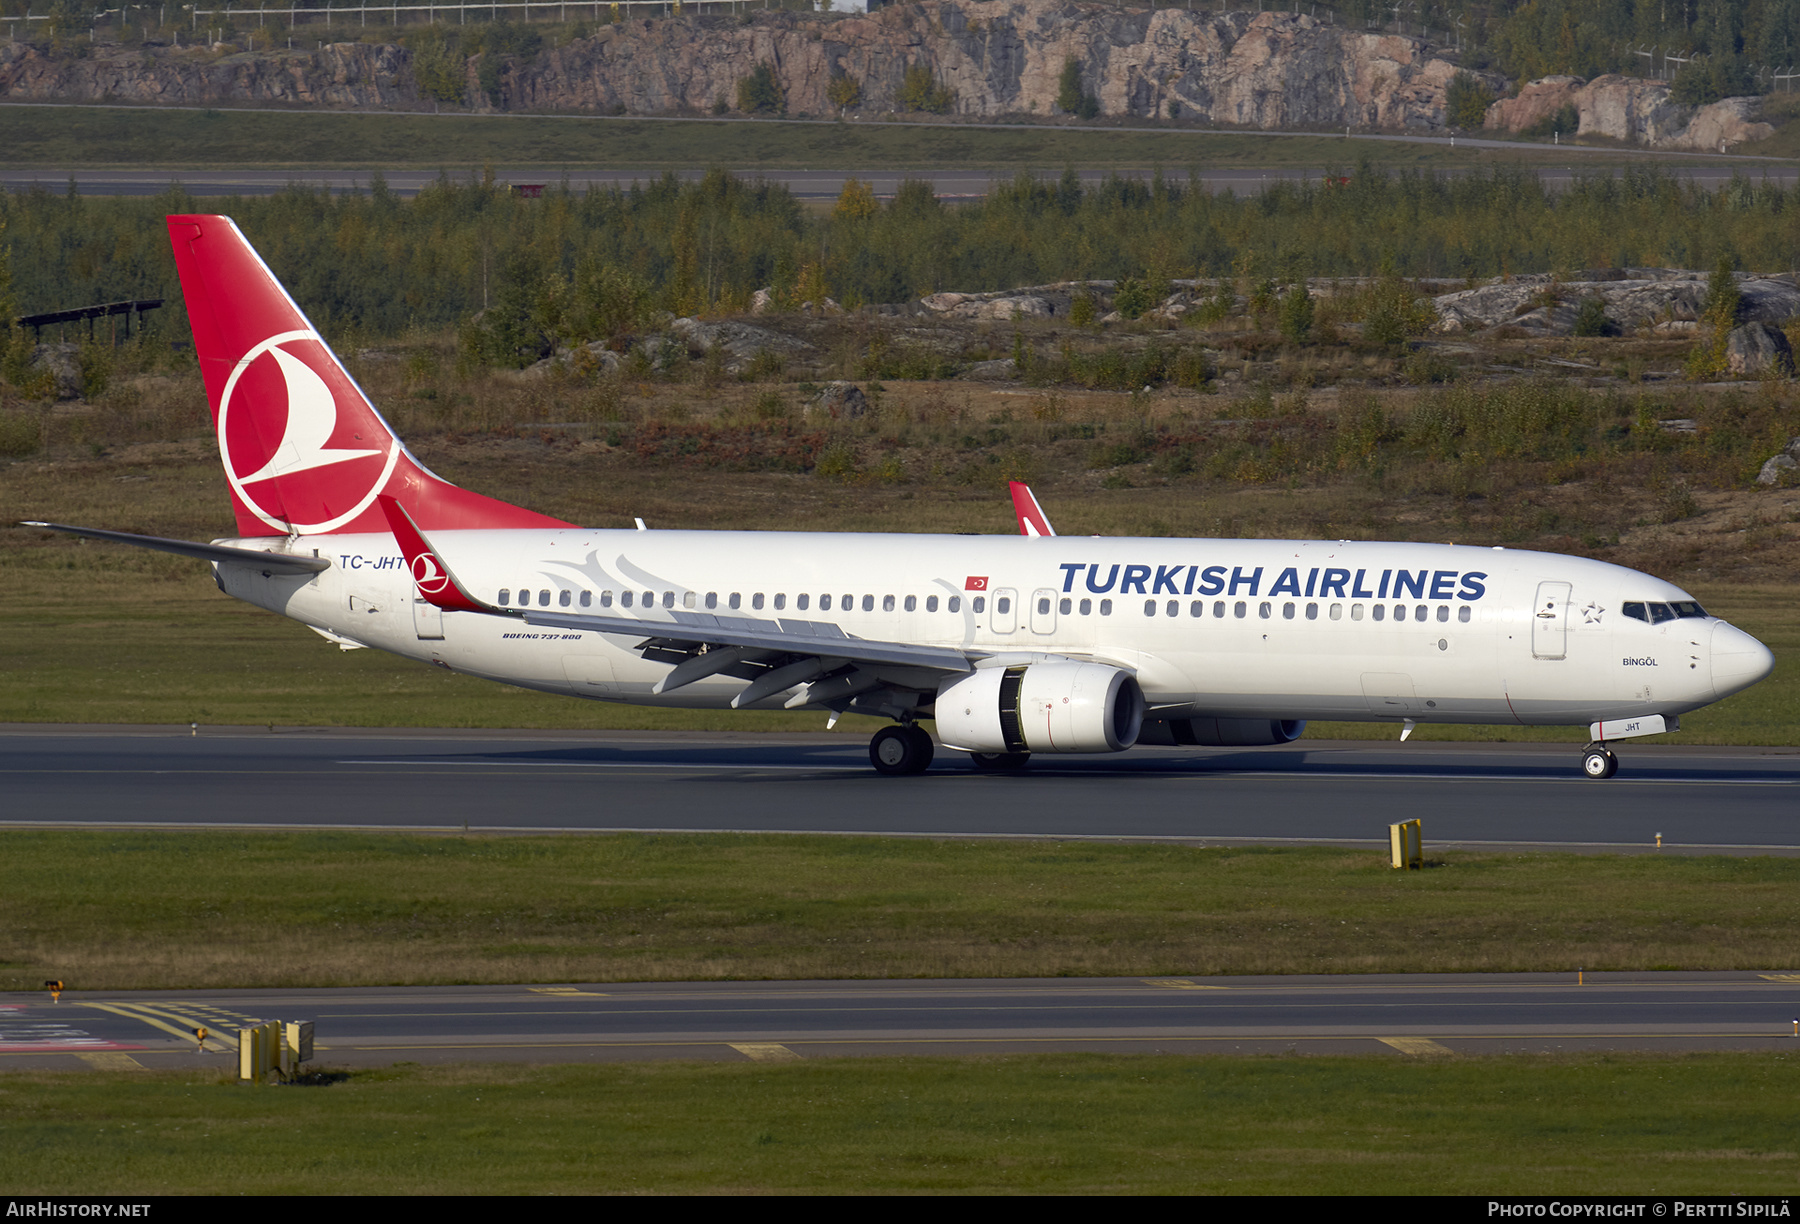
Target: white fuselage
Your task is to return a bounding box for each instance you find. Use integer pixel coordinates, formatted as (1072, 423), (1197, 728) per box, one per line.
(215, 530), (1758, 729)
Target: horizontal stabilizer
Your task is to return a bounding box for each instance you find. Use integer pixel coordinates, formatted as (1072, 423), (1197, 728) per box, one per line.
(19, 521), (331, 574)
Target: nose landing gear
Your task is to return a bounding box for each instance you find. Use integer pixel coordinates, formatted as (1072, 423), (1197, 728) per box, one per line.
(870, 724), (936, 776)
(1581, 744), (1619, 779)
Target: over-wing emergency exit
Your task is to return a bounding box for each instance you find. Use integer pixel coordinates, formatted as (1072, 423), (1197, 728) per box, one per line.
(22, 216), (1776, 777)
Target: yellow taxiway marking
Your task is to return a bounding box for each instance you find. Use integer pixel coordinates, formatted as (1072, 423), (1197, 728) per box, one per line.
(1379, 1037), (1455, 1056)
(82, 1003), (240, 1051)
(77, 1052), (144, 1070)
(1143, 979), (1227, 990)
(527, 987), (609, 997)
(1758, 974), (1800, 983)
(729, 1043), (802, 1062)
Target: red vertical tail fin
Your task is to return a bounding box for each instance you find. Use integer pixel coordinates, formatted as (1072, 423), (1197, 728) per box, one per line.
(168, 214), (572, 537)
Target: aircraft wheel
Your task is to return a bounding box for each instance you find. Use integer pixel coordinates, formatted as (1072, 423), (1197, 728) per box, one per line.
(905, 725), (936, 772)
(969, 751), (1031, 772)
(870, 725), (930, 776)
(1581, 747), (1619, 780)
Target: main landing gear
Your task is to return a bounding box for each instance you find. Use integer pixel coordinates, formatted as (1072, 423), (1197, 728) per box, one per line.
(870, 724), (935, 776)
(1581, 743), (1620, 779)
(969, 752), (1031, 772)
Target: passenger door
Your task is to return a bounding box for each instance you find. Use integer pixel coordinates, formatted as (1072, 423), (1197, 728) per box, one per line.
(1532, 581), (1572, 660)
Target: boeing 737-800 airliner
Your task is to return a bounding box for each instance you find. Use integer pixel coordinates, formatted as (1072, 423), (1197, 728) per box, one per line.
(23, 216), (1776, 777)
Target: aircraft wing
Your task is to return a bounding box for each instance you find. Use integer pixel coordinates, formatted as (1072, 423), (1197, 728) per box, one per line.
(18, 521), (332, 575)
(378, 495), (973, 707)
(521, 607), (972, 673)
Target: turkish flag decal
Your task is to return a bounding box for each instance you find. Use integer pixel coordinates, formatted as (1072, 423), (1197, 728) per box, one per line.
(964, 576), (989, 591)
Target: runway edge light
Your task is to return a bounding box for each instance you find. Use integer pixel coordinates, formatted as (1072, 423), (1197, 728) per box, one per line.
(1389, 820), (1422, 870)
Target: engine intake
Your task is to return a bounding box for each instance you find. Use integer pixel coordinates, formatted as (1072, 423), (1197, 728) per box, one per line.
(934, 662), (1144, 754)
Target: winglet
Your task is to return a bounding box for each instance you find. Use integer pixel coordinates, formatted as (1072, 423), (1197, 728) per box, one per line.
(378, 495), (493, 614)
(1008, 482), (1056, 538)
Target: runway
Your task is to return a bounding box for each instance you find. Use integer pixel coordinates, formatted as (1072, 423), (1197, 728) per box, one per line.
(3, 725), (1798, 852)
(6, 973), (1799, 1071)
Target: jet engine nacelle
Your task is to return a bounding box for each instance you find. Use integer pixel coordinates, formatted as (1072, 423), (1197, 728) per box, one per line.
(1138, 717), (1308, 747)
(934, 662), (1145, 754)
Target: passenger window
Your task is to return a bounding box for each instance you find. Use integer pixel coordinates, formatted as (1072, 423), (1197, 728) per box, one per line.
(580, 590), (592, 608)
(883, 595), (896, 612)
(1259, 602), (1272, 619)
(820, 594), (832, 611)
(1458, 606), (1471, 623)
(642, 591), (652, 607)
(621, 591), (634, 608)
(1059, 597), (1071, 615)
(1282, 602), (1295, 620)
(729, 593), (741, 610)
(1166, 600), (1178, 618)
(1079, 598), (1091, 616)
(1144, 599), (1157, 617)
(926, 595), (938, 612)
(663, 591), (675, 608)
(906, 595), (917, 612)
(1414, 605), (1426, 622)
(1100, 599), (1113, 616)
(559, 590), (572, 607)
(973, 597), (986, 614)
(1306, 602), (1318, 620)
(1190, 600), (1203, 617)
(1038, 597), (1051, 616)
(842, 594), (853, 610)
(949, 596), (961, 613)
(705, 592), (718, 610)
(1373, 605), (1385, 622)
(1234, 601), (1247, 618)
(797, 594), (810, 611)
(540, 590), (551, 606)
(1436, 605), (1449, 622)
(684, 591), (697, 609)
(774, 593), (785, 611)
(498, 590), (511, 606)
(600, 590), (613, 607)
(518, 589), (531, 606)
(1351, 604), (1364, 621)
(1213, 601), (1226, 618)
(752, 593), (765, 611)
(863, 595), (875, 612)
(1330, 603), (1342, 620)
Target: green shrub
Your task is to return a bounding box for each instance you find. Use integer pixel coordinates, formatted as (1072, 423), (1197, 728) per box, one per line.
(898, 64), (954, 114)
(0, 412), (40, 457)
(737, 62), (784, 114)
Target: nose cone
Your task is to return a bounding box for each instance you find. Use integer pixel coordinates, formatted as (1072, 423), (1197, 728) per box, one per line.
(1710, 620), (1775, 700)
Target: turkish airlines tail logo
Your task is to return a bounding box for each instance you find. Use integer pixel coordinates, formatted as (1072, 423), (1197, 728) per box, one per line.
(169, 213), (576, 538)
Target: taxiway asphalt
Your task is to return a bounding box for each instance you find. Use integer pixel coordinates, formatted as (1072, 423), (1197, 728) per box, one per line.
(6, 973), (1800, 1071)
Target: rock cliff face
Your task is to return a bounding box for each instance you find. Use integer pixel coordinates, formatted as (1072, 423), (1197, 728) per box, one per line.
(0, 3), (1493, 131)
(1483, 73), (1773, 151)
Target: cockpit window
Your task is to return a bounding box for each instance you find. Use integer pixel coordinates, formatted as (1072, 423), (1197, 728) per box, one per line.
(1649, 603), (1675, 624)
(1622, 602), (1646, 623)
(1671, 601), (1707, 619)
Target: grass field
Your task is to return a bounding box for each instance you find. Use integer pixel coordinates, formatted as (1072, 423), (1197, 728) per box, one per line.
(6, 833), (1799, 991)
(3, 1054), (1796, 1193)
(0, 102), (1745, 174)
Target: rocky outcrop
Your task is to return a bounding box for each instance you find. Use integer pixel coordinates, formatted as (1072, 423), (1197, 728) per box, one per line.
(1484, 73), (1775, 151)
(1, 4), (1498, 131)
(1431, 270), (1800, 337)
(1725, 322), (1795, 378)
(0, 39), (418, 107)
